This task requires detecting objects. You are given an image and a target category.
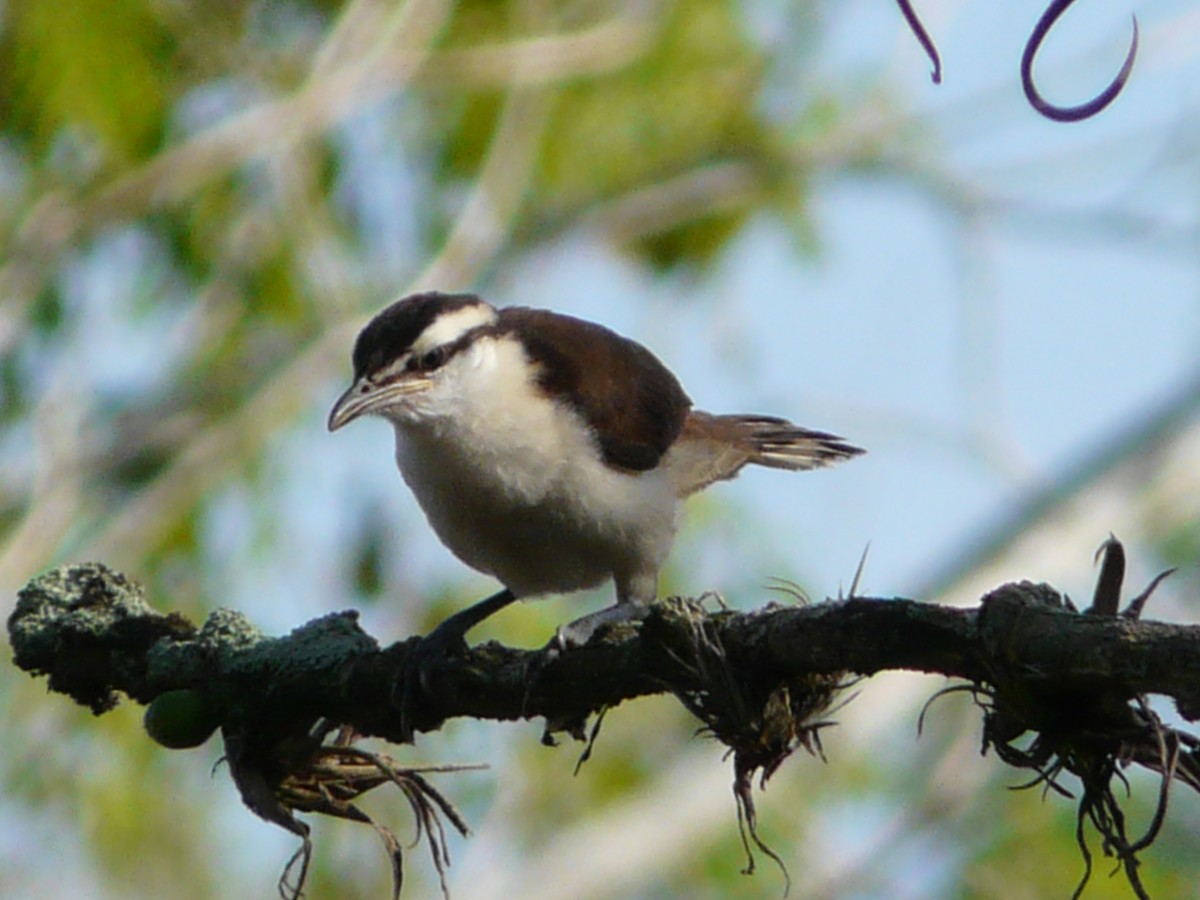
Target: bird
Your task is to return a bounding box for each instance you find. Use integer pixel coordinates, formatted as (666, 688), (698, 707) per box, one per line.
(328, 290), (863, 654)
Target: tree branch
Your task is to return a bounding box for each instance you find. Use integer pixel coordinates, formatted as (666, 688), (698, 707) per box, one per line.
(10, 558), (1200, 899)
(8, 562), (1200, 742)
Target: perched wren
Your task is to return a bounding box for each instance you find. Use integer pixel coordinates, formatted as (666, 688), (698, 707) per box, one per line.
(329, 291), (862, 649)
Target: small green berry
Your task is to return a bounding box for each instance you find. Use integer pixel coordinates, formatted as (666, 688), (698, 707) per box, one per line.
(144, 689), (219, 749)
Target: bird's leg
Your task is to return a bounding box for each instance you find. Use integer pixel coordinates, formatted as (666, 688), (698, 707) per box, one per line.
(396, 588), (517, 740)
(425, 588), (519, 649)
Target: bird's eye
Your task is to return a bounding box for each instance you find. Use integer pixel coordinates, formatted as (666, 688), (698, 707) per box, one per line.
(410, 346), (447, 372)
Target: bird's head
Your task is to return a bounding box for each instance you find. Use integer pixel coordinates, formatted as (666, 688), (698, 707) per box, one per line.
(327, 291), (498, 432)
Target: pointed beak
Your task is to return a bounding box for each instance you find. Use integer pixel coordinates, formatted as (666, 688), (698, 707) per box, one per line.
(327, 374), (433, 432)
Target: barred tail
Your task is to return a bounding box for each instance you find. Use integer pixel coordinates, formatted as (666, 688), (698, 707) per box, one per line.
(669, 412), (863, 496)
(733, 415), (864, 471)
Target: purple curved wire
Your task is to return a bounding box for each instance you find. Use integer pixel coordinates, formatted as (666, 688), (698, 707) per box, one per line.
(895, 0), (943, 84)
(1022, 0), (1138, 122)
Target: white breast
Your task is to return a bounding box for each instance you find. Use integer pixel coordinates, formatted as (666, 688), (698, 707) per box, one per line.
(388, 335), (677, 604)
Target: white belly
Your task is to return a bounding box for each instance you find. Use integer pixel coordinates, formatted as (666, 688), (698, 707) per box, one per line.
(392, 402), (677, 604)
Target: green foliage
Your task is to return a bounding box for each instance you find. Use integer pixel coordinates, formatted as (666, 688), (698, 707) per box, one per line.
(80, 708), (222, 897)
(536, 4), (765, 206)
(963, 782), (1200, 898)
(432, 0), (793, 268)
(348, 505), (389, 600)
(635, 211), (749, 272)
(2, 0), (175, 164)
(27, 285), (65, 332)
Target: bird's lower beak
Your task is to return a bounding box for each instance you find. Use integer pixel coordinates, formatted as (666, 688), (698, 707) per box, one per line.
(327, 375), (432, 432)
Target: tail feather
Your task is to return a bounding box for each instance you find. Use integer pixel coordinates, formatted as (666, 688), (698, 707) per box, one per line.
(668, 411), (863, 497)
(731, 415), (864, 471)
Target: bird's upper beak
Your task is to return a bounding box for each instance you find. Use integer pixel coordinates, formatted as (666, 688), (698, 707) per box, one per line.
(327, 374), (433, 432)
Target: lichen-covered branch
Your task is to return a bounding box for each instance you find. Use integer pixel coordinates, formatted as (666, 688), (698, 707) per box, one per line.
(9, 563), (1200, 745)
(10, 557), (1200, 899)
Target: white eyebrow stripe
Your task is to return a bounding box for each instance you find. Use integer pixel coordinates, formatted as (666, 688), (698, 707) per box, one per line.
(412, 303), (498, 355)
(372, 352), (413, 384)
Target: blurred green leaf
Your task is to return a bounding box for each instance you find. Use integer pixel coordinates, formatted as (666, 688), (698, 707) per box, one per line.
(2, 0), (175, 163)
(350, 506), (388, 600)
(632, 210), (748, 270)
(27, 285), (64, 332)
(536, 3), (767, 208)
(432, 0), (789, 268)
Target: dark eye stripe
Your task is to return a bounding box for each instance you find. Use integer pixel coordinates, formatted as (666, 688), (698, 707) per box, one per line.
(380, 329), (488, 381)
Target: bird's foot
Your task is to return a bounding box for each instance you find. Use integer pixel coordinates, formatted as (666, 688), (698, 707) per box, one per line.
(522, 602), (649, 715)
(394, 588), (516, 742)
(548, 601), (650, 654)
(523, 602), (649, 744)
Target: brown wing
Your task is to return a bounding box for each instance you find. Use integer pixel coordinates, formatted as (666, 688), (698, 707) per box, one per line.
(497, 307), (691, 471)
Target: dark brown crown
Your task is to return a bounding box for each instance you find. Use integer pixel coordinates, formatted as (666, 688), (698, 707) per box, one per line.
(351, 292), (486, 379)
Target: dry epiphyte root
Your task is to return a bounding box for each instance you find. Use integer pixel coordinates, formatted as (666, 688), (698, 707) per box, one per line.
(652, 594), (854, 897)
(894, 0), (1137, 122)
(223, 720), (482, 900)
(923, 536), (1200, 900)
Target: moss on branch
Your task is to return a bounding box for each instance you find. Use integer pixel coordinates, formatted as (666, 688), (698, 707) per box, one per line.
(10, 553), (1200, 900)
